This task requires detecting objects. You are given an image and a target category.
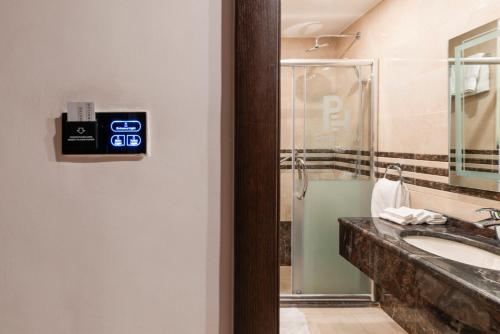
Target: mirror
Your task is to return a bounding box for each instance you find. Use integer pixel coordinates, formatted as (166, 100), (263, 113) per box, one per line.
(449, 20), (500, 191)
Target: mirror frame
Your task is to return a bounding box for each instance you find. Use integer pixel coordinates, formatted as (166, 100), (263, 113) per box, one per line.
(449, 20), (500, 192)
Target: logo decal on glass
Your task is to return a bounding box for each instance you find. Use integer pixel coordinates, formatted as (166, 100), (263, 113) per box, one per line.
(323, 96), (349, 132)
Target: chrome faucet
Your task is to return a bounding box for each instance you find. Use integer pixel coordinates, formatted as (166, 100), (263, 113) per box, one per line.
(474, 208), (500, 239)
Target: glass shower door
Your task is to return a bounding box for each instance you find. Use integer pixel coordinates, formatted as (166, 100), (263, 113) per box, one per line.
(291, 64), (373, 296)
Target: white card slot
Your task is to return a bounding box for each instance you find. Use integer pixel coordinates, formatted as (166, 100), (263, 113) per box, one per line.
(67, 102), (95, 122)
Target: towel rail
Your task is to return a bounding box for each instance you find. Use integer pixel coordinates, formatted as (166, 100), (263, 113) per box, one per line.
(383, 163), (403, 182)
(448, 57), (500, 65)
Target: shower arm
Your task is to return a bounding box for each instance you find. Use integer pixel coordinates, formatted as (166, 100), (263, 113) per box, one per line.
(314, 32), (361, 47)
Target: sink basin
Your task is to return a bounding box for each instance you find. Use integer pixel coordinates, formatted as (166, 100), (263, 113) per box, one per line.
(403, 235), (500, 271)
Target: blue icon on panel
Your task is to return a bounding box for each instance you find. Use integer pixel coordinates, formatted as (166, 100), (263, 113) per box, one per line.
(127, 135), (142, 147)
(111, 120), (142, 133)
(111, 135), (126, 147)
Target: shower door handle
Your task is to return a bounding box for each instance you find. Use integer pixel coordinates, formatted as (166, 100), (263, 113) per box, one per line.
(295, 158), (308, 200)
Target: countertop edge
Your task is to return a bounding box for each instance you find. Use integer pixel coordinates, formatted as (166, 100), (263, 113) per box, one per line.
(338, 217), (500, 309)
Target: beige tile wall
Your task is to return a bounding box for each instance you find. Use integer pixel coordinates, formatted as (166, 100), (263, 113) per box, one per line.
(336, 0), (500, 220)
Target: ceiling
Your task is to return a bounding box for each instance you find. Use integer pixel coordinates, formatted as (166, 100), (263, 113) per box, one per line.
(282, 0), (383, 37)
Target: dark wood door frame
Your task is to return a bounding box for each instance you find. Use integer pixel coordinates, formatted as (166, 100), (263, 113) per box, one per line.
(234, 0), (280, 333)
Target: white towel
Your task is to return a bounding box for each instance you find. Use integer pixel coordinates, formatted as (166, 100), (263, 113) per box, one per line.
(385, 207), (417, 220)
(383, 207), (417, 224)
(380, 207), (447, 225)
(476, 61), (490, 93)
(450, 52), (490, 96)
(380, 212), (414, 225)
(371, 178), (410, 217)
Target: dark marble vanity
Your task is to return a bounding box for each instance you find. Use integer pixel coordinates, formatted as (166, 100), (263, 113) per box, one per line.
(339, 217), (500, 334)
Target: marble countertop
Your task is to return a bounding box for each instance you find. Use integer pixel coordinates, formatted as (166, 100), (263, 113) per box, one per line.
(338, 217), (500, 309)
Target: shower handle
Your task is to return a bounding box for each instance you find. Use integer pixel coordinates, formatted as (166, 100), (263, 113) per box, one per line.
(295, 158), (308, 200)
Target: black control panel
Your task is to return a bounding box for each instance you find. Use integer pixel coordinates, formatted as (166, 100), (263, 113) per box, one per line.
(62, 112), (147, 155)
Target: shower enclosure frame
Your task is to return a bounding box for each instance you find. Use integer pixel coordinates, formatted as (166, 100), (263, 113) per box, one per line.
(280, 59), (378, 303)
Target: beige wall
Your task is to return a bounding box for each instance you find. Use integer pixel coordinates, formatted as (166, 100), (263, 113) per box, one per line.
(338, 0), (500, 220)
(0, 1), (232, 333)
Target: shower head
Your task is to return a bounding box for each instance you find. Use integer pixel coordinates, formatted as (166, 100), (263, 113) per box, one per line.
(306, 32), (361, 52)
(306, 43), (329, 52)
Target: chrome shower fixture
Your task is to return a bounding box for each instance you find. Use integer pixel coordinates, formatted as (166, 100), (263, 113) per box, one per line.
(306, 32), (361, 52)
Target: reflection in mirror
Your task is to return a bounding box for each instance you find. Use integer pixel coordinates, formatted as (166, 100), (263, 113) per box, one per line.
(449, 19), (500, 191)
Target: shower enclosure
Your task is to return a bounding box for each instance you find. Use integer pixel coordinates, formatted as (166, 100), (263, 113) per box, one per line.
(280, 59), (377, 302)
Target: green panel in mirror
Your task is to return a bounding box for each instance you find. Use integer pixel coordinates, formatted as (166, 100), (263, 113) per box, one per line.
(449, 20), (500, 191)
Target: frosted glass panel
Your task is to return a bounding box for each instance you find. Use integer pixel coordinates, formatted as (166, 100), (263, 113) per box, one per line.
(301, 180), (372, 294)
(284, 61), (374, 296)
